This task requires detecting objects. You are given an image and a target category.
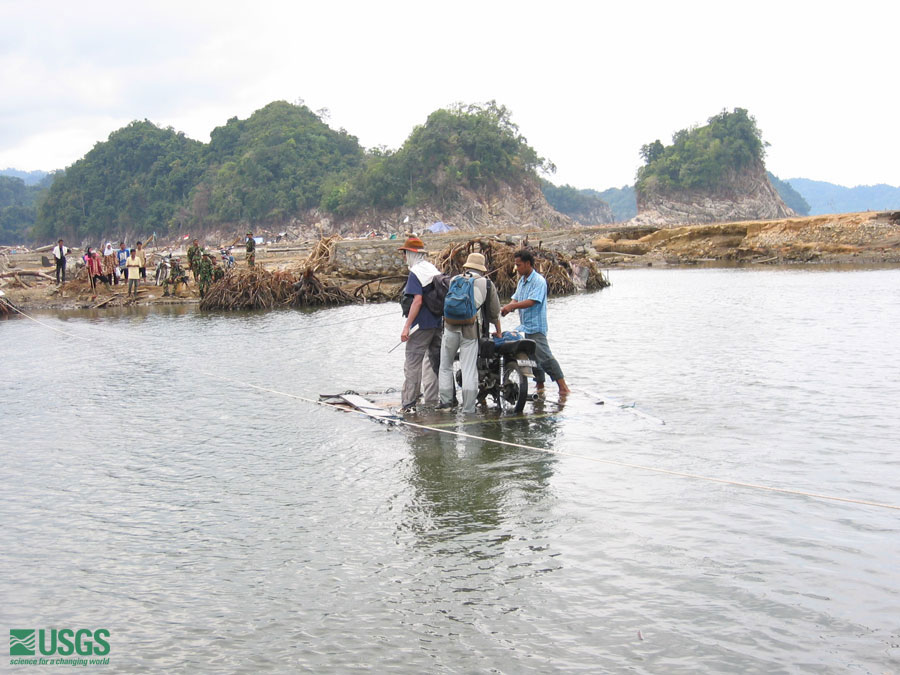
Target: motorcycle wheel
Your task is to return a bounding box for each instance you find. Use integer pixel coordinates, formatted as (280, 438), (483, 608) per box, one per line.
(155, 266), (166, 286)
(498, 362), (528, 413)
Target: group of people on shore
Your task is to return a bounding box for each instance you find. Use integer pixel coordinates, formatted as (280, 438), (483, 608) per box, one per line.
(53, 239), (149, 296)
(185, 239), (230, 297)
(51, 232), (258, 298)
(398, 236), (569, 414)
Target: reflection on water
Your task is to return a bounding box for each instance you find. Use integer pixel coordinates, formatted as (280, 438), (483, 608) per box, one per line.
(2, 267), (899, 672)
(402, 415), (559, 546)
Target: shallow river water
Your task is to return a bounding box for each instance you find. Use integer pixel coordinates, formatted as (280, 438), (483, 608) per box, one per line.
(2, 266), (899, 673)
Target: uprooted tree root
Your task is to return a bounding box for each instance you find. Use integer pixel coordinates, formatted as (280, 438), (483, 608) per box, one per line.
(352, 275), (407, 303)
(300, 234), (342, 274)
(434, 239), (609, 296)
(200, 269), (296, 310)
(200, 267), (358, 310)
(197, 237), (609, 311)
(291, 268), (355, 307)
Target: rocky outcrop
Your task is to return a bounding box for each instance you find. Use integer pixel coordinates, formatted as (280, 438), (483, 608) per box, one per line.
(590, 211), (900, 263)
(564, 202), (615, 226)
(633, 160), (795, 227)
(313, 179), (576, 236)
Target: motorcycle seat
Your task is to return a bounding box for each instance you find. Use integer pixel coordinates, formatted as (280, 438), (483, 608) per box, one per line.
(495, 338), (536, 357)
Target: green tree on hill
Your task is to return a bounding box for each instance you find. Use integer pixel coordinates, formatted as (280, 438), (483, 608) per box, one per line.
(322, 101), (553, 215)
(541, 180), (613, 219)
(32, 99), (554, 241)
(195, 101), (364, 226)
(36, 121), (205, 240)
(636, 108), (767, 194)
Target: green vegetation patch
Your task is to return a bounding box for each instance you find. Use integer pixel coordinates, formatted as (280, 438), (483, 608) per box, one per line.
(320, 101), (552, 216)
(30, 100), (550, 242)
(636, 108), (767, 195)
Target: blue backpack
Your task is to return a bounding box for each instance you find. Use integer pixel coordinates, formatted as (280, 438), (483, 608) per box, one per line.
(443, 273), (478, 325)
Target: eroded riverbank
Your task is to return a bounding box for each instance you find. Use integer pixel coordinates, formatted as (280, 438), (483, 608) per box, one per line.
(3, 211), (898, 312)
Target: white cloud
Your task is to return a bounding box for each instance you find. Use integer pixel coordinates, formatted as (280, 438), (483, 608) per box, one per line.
(0, 0), (898, 187)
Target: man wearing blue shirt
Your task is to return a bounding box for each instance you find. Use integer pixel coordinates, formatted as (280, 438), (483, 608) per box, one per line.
(116, 241), (130, 283)
(500, 249), (570, 396)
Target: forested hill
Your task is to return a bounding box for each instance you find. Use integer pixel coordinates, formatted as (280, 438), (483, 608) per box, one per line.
(636, 108), (767, 195)
(35, 102), (364, 242)
(632, 108), (794, 224)
(540, 181), (614, 224)
(29, 100), (551, 243)
(0, 173), (53, 245)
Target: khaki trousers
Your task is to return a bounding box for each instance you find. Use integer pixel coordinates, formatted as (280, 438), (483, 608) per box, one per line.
(402, 327), (441, 408)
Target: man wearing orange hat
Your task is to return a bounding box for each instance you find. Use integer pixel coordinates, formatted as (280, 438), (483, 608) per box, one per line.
(398, 235), (442, 412)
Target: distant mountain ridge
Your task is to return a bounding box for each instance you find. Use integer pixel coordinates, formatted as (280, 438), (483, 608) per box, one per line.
(0, 168), (49, 186)
(785, 178), (900, 216)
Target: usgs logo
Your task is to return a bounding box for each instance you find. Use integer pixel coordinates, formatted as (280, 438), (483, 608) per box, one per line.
(9, 629), (110, 656)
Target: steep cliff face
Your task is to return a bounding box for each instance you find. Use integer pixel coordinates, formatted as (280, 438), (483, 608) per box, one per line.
(564, 202), (616, 226)
(321, 179), (576, 234)
(632, 160), (795, 227)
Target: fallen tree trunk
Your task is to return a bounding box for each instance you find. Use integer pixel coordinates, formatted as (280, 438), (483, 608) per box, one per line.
(0, 271), (56, 281)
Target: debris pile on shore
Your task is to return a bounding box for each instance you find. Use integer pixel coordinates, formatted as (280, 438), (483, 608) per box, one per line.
(351, 275), (407, 303)
(199, 267), (356, 310)
(434, 239), (609, 295)
(0, 270), (57, 289)
(291, 268), (355, 307)
(199, 269), (296, 310)
(300, 234), (342, 273)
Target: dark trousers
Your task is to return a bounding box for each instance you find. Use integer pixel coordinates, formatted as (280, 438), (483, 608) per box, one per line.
(525, 332), (565, 385)
(55, 260), (66, 283)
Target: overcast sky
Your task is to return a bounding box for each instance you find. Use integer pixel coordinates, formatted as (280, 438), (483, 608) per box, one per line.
(1, 0), (897, 189)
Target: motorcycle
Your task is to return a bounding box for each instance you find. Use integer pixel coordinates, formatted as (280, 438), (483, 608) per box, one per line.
(455, 332), (537, 413)
(219, 247), (236, 270)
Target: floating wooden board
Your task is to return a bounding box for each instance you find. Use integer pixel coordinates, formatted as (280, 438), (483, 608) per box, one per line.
(333, 393), (402, 422)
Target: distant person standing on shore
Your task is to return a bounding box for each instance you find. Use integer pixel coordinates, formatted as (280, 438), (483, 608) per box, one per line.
(102, 242), (118, 285)
(52, 239), (68, 284)
(126, 248), (141, 297)
(197, 251), (214, 298)
(116, 242), (130, 283)
(87, 250), (108, 293)
(187, 238), (201, 282)
(135, 241), (147, 280)
(246, 231), (256, 268)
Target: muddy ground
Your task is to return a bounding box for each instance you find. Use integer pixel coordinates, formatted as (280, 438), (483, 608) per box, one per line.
(592, 211), (900, 266)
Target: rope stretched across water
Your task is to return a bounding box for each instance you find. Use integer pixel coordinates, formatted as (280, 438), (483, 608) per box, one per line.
(8, 304), (900, 512)
(200, 371), (900, 513)
(6, 303), (92, 340)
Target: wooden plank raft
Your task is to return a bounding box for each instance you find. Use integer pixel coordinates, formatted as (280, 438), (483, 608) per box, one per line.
(319, 393), (402, 423)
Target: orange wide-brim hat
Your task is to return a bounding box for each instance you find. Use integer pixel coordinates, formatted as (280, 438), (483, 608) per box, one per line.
(398, 236), (426, 252)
